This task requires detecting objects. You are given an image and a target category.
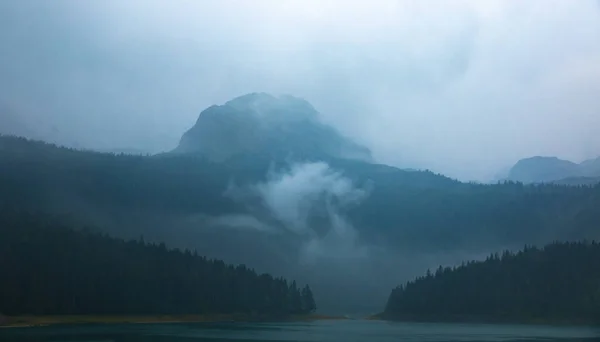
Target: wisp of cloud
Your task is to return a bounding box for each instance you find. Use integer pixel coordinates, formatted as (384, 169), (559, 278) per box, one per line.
(224, 162), (370, 263)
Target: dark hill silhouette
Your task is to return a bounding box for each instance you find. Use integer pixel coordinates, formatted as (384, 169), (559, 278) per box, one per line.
(383, 241), (600, 325)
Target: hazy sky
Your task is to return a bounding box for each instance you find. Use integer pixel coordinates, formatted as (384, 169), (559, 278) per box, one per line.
(1, 0), (600, 181)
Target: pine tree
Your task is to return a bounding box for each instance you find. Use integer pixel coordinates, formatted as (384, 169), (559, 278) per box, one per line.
(288, 281), (303, 314)
(301, 285), (317, 314)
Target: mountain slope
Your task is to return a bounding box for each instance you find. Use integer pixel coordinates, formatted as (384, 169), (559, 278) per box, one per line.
(507, 157), (579, 183)
(173, 93), (372, 162)
(507, 156), (600, 184)
(2, 134), (599, 252)
(580, 157), (600, 176)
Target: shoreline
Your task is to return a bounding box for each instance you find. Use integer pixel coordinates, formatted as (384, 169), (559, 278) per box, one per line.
(370, 313), (600, 328)
(3, 314), (598, 329)
(0, 313), (346, 328)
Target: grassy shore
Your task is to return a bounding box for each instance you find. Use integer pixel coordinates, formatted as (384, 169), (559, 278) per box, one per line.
(1, 313), (346, 328)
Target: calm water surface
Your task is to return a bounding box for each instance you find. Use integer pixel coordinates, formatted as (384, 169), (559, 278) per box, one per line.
(2, 320), (600, 342)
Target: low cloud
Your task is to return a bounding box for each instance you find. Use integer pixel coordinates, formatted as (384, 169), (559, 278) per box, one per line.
(223, 162), (370, 262)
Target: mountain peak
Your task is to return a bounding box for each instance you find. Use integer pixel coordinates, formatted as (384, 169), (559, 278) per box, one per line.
(507, 155), (600, 183)
(224, 92), (275, 107)
(173, 93), (372, 162)
(221, 93), (318, 122)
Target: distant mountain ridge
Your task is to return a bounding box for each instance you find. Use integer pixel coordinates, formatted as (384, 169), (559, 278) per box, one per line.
(173, 93), (373, 162)
(507, 156), (600, 184)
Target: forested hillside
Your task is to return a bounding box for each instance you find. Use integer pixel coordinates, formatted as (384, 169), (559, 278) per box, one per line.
(2, 135), (599, 252)
(0, 212), (316, 316)
(383, 242), (600, 325)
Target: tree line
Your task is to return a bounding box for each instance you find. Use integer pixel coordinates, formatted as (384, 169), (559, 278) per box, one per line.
(384, 241), (600, 324)
(0, 212), (316, 316)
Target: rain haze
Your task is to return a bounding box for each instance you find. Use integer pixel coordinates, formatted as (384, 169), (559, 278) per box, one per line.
(3, 1), (600, 332)
(1, 0), (600, 181)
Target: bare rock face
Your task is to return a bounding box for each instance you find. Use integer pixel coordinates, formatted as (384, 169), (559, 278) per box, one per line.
(173, 93), (373, 163)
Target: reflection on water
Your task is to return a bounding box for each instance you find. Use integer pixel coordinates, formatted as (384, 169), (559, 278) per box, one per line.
(2, 320), (600, 342)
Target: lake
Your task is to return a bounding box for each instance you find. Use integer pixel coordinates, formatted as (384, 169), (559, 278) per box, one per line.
(2, 320), (600, 342)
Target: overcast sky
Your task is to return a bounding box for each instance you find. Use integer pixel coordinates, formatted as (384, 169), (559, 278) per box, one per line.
(1, 0), (600, 181)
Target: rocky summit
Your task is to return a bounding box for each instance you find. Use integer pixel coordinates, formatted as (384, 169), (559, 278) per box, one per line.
(173, 93), (373, 162)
